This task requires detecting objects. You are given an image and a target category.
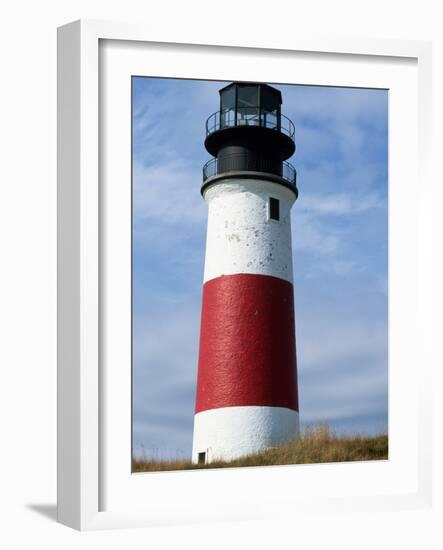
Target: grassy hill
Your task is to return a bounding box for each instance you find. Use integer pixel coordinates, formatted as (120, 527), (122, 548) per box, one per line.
(132, 425), (388, 473)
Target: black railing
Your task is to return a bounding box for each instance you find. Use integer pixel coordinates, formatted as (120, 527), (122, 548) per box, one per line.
(205, 108), (295, 139)
(202, 153), (297, 187)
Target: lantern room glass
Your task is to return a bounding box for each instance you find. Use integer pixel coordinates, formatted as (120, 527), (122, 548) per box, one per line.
(220, 85), (236, 129)
(237, 85), (260, 127)
(261, 84), (280, 131)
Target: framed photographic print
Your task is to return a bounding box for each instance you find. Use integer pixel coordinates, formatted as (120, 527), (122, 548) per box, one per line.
(57, 20), (433, 530)
(131, 76), (389, 472)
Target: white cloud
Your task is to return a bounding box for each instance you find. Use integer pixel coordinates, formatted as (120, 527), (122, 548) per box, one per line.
(132, 300), (201, 458)
(296, 309), (387, 429)
(298, 191), (383, 216)
(133, 161), (206, 228)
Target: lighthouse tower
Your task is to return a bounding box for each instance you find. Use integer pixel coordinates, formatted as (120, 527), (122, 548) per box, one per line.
(192, 82), (299, 465)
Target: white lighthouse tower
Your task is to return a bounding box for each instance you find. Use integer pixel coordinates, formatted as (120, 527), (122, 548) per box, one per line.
(192, 82), (299, 464)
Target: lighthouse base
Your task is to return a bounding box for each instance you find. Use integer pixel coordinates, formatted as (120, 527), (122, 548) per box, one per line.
(192, 406), (299, 464)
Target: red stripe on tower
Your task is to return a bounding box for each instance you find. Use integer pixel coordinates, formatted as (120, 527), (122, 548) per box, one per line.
(195, 273), (298, 413)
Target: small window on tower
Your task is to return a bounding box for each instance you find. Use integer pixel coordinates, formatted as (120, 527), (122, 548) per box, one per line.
(269, 197), (280, 221)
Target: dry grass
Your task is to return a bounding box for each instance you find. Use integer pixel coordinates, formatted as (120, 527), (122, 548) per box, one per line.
(132, 425), (388, 473)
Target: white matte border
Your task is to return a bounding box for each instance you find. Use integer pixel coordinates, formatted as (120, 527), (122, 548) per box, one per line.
(57, 19), (433, 531)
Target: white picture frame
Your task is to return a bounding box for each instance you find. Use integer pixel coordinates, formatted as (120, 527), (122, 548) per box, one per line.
(57, 19), (433, 531)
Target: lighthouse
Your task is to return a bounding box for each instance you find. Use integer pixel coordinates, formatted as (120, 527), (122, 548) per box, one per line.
(192, 82), (299, 464)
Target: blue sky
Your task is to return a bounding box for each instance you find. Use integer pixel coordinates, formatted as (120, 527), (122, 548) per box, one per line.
(132, 77), (388, 460)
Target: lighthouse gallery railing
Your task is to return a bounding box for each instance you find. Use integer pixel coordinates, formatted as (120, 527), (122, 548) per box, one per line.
(206, 108), (295, 139)
(202, 154), (297, 187)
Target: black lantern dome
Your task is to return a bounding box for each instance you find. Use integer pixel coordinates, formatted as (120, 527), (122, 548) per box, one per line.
(202, 82), (297, 197)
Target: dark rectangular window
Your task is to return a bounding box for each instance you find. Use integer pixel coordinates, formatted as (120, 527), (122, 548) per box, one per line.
(269, 197), (280, 221)
(237, 85), (259, 108)
(261, 86), (280, 130)
(220, 86), (236, 128)
(198, 452), (206, 465)
(220, 86), (236, 111)
(237, 85), (260, 127)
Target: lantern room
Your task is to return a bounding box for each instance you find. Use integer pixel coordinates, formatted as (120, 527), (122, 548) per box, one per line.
(219, 82), (282, 131)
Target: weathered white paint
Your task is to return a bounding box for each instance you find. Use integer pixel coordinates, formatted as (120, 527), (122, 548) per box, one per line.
(202, 178), (296, 284)
(192, 406), (300, 464)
